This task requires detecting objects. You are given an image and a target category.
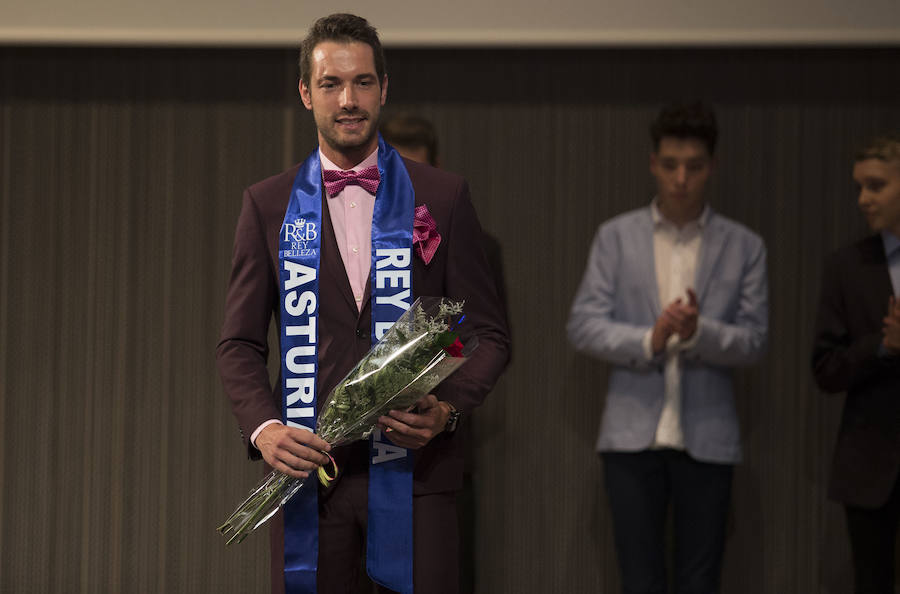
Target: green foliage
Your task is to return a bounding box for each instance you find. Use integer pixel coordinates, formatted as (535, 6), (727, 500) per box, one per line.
(316, 298), (464, 445)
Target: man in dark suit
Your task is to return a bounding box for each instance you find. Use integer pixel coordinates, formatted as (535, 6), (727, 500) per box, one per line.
(379, 112), (509, 594)
(379, 113), (441, 168)
(379, 112), (509, 333)
(813, 132), (900, 594)
(216, 13), (509, 594)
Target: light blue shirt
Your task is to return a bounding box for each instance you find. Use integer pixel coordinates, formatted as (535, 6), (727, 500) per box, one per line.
(883, 231), (900, 296)
(877, 231), (900, 359)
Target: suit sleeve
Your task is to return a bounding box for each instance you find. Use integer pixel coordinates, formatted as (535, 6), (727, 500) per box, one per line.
(687, 235), (768, 367)
(216, 188), (281, 457)
(811, 251), (890, 393)
(435, 179), (511, 414)
(566, 223), (660, 370)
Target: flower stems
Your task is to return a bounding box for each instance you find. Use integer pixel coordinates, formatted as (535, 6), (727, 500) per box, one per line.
(218, 472), (303, 545)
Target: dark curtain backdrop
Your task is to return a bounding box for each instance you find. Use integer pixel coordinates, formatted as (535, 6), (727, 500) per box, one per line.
(2, 46), (899, 593)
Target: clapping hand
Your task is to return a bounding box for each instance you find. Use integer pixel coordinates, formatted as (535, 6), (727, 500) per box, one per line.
(652, 288), (700, 353)
(884, 296), (900, 354)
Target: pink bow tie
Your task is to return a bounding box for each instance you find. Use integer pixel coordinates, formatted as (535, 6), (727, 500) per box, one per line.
(323, 166), (380, 196)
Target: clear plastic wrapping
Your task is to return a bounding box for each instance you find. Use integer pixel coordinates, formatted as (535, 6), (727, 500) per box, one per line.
(218, 297), (473, 545)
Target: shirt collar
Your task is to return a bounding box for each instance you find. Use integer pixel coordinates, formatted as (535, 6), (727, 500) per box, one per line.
(882, 230), (900, 257)
(650, 198), (711, 229)
(319, 146), (378, 173)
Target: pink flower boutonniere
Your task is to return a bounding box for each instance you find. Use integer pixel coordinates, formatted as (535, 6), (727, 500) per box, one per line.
(413, 204), (441, 265)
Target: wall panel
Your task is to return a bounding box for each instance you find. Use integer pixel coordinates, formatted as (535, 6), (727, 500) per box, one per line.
(1, 46), (899, 593)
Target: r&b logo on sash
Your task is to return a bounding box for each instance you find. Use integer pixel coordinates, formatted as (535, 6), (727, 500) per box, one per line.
(282, 218), (318, 256)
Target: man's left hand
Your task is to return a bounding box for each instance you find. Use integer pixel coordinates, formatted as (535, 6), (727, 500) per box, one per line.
(664, 288), (699, 341)
(377, 394), (451, 450)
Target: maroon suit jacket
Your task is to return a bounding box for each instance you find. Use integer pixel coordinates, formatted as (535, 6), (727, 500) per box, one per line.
(216, 154), (510, 493)
(813, 234), (900, 508)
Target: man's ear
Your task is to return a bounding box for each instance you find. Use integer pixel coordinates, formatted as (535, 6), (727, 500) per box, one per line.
(380, 75), (388, 106)
(299, 80), (313, 110)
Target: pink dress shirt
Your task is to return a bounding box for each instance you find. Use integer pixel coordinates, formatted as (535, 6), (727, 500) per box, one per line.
(320, 149), (377, 311)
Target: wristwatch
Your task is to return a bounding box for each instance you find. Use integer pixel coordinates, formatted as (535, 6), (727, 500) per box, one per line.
(443, 401), (461, 433)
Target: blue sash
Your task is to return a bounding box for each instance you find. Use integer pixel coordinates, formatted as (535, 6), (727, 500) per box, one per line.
(367, 137), (415, 594)
(278, 136), (415, 594)
(279, 149), (323, 593)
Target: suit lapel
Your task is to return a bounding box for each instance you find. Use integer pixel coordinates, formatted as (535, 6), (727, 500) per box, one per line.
(360, 273), (372, 313)
(695, 212), (726, 304)
(637, 209), (662, 316)
(322, 193), (360, 316)
(860, 234), (893, 320)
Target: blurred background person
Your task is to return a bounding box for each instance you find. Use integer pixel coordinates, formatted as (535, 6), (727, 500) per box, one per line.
(381, 112), (509, 324)
(380, 112), (510, 593)
(380, 113), (440, 167)
(567, 101), (769, 594)
(812, 132), (900, 594)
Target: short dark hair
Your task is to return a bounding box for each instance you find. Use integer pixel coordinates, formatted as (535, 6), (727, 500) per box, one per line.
(298, 14), (386, 88)
(380, 113), (439, 166)
(854, 131), (900, 164)
(650, 101), (718, 155)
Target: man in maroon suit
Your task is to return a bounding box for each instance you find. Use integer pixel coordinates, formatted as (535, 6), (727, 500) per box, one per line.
(216, 13), (510, 594)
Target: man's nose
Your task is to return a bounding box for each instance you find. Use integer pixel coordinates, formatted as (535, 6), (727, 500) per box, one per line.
(858, 189), (870, 208)
(675, 166), (688, 185)
(339, 85), (357, 109)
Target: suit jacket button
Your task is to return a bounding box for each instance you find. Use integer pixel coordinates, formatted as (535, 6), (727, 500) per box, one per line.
(356, 328), (368, 339)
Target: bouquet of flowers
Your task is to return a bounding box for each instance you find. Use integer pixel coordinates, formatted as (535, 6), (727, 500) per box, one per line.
(218, 297), (474, 545)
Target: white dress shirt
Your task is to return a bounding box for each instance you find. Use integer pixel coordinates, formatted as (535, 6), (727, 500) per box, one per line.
(642, 200), (709, 449)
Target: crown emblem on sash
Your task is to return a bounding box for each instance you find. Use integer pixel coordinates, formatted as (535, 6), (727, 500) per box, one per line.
(283, 218), (318, 243)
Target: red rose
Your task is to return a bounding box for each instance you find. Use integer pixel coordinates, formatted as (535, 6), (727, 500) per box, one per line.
(443, 337), (465, 358)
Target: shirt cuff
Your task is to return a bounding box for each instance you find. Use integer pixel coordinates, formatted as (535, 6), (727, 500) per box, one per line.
(250, 419), (283, 448)
(678, 323), (702, 351)
(642, 328), (655, 361)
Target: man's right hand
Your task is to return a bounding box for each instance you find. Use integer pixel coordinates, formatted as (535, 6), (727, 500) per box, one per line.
(883, 296), (900, 355)
(255, 423), (332, 480)
(651, 314), (676, 354)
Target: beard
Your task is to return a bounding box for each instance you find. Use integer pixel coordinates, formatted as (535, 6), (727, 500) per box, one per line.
(315, 108), (379, 155)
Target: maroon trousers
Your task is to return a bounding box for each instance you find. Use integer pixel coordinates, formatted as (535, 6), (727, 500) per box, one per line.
(271, 465), (459, 594)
